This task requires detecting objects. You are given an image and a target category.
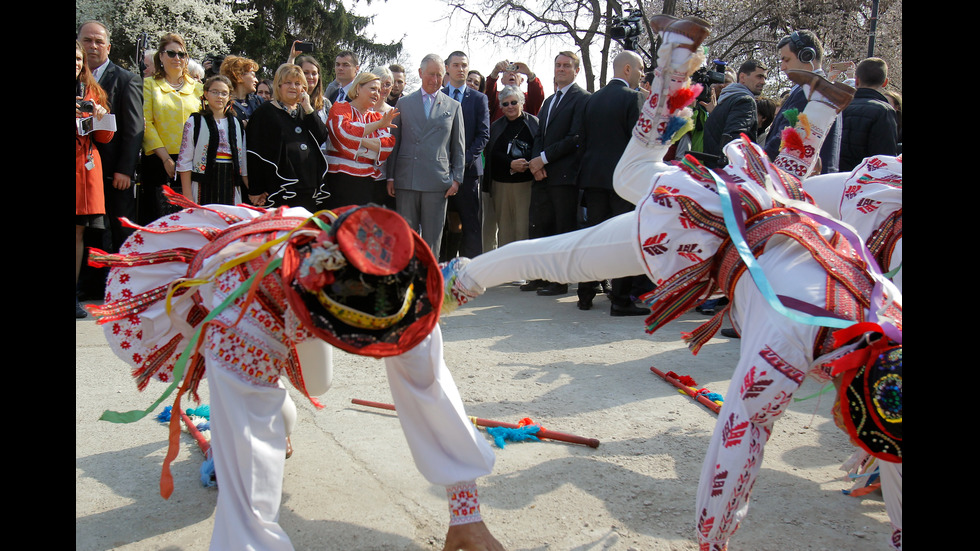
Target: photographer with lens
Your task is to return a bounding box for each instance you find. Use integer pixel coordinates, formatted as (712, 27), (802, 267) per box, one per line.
(701, 59), (768, 167)
(76, 40), (113, 318)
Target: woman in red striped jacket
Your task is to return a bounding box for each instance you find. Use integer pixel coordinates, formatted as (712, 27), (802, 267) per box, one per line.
(325, 71), (399, 209)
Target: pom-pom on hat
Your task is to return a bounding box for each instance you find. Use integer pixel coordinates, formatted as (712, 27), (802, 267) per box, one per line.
(830, 323), (902, 463)
(282, 205), (442, 357)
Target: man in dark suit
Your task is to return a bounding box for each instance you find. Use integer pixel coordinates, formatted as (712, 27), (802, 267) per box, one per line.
(77, 21), (144, 294)
(523, 51), (590, 296)
(442, 51), (490, 259)
(386, 54), (466, 255)
(574, 51), (651, 315)
(324, 50), (360, 104)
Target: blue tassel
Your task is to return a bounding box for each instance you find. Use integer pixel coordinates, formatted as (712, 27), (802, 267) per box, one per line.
(485, 425), (541, 448)
(186, 405), (210, 420)
(702, 391), (724, 403)
(156, 406), (172, 423)
(200, 452), (217, 487)
(659, 116), (688, 144)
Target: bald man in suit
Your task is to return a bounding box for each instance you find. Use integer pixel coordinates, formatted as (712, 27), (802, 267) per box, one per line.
(575, 50), (651, 315)
(386, 54), (466, 255)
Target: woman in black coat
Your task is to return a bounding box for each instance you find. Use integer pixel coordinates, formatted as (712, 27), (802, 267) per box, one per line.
(245, 63), (330, 212)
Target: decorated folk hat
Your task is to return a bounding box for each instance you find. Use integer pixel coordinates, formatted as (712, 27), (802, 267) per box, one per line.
(282, 205), (442, 357)
(831, 323), (902, 463)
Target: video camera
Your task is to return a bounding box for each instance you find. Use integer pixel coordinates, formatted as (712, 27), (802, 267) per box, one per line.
(609, 9), (644, 51)
(691, 59), (727, 104)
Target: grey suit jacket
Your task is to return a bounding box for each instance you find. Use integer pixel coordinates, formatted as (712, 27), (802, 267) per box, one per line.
(386, 89), (466, 192)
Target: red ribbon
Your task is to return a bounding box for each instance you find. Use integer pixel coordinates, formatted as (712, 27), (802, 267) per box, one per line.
(828, 322), (890, 377)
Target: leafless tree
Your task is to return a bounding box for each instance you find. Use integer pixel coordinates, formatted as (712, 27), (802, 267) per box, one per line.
(445, 0), (900, 94)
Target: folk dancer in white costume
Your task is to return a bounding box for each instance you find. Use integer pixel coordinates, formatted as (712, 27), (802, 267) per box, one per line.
(441, 15), (902, 551)
(90, 200), (504, 551)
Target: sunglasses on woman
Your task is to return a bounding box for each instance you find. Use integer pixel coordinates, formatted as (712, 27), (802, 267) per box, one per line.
(501, 100), (520, 107)
(164, 49), (188, 59)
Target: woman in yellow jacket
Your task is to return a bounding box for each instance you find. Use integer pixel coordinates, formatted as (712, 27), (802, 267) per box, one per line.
(142, 32), (203, 221)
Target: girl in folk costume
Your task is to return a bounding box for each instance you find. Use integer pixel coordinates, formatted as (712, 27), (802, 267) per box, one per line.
(76, 39), (113, 318)
(442, 15), (902, 551)
(176, 75), (249, 206)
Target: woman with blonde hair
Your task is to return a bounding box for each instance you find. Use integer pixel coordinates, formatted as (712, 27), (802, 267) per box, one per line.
(325, 71), (399, 208)
(142, 32), (204, 219)
(367, 65), (398, 207)
(245, 63), (330, 211)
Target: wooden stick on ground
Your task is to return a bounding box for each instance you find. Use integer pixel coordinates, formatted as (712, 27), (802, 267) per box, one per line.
(351, 398), (600, 448)
(179, 410), (211, 456)
(649, 366), (722, 415)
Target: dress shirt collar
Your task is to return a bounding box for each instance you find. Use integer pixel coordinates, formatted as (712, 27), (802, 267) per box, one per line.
(447, 85), (466, 100)
(91, 59), (110, 83)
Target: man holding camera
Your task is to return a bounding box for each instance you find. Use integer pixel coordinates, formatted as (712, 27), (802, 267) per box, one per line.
(702, 59), (767, 167)
(486, 60), (545, 122)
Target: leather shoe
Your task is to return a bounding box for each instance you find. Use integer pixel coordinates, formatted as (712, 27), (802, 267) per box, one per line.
(577, 296), (593, 310)
(537, 283), (568, 296)
(520, 279), (546, 292)
(786, 70), (855, 113)
(721, 327), (741, 339)
(610, 303), (648, 317)
(648, 14), (712, 51)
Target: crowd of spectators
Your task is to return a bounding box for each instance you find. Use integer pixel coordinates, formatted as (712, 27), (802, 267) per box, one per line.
(77, 20), (901, 320)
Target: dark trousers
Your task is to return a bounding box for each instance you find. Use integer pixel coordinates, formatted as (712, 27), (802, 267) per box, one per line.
(446, 173), (483, 258)
(529, 184), (578, 239)
(78, 174), (139, 297)
(139, 153), (182, 224)
(578, 188), (651, 306)
(525, 184), (577, 287)
(326, 172), (375, 210)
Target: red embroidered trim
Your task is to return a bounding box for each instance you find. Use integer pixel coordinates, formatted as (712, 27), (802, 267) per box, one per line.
(867, 208), (902, 271)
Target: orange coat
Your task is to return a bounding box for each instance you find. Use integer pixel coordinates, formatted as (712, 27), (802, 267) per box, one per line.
(76, 90), (114, 216)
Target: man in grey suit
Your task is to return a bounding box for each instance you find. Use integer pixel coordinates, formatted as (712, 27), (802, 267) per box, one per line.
(386, 54), (466, 255)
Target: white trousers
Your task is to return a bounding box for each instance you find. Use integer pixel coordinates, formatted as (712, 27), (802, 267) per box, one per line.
(461, 211), (643, 293)
(206, 325), (495, 550)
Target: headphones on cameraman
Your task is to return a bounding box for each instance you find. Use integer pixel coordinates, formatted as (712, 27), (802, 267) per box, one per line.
(789, 31), (817, 65)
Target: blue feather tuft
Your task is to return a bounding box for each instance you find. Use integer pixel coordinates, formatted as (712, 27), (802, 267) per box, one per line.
(485, 425), (541, 448)
(200, 452), (217, 487)
(186, 405), (210, 420)
(156, 406), (172, 423)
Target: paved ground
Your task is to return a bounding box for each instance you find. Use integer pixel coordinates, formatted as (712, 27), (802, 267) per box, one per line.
(76, 283), (892, 550)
